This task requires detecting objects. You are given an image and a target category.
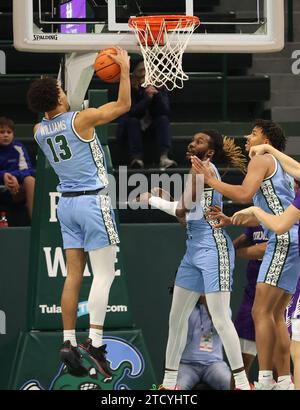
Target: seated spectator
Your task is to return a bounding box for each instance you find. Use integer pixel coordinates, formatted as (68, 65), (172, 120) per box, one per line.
(0, 117), (35, 220)
(177, 295), (231, 390)
(116, 60), (177, 169)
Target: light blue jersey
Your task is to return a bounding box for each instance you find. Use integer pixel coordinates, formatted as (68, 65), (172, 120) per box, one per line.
(187, 163), (223, 238)
(253, 155), (300, 293)
(34, 111), (108, 192)
(34, 111), (119, 251)
(253, 155), (297, 238)
(176, 163), (234, 293)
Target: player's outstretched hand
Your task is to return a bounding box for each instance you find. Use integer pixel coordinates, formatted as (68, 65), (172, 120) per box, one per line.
(177, 214), (186, 227)
(190, 157), (215, 183)
(108, 47), (130, 70)
(231, 207), (255, 226)
(206, 205), (232, 228)
(249, 144), (271, 159)
(135, 192), (152, 204)
(151, 187), (174, 201)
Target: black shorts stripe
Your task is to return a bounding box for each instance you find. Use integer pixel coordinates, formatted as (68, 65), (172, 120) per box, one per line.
(203, 189), (230, 291)
(98, 195), (119, 246)
(264, 232), (290, 287)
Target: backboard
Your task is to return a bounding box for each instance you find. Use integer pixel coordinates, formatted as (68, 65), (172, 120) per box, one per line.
(13, 0), (284, 53)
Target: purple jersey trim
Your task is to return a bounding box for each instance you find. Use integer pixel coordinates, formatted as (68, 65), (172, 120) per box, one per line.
(292, 190), (300, 210)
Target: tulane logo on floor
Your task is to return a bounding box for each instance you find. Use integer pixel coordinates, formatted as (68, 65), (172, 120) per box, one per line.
(20, 337), (145, 390)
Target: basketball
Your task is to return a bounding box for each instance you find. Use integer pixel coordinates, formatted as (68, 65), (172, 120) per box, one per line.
(94, 48), (121, 83)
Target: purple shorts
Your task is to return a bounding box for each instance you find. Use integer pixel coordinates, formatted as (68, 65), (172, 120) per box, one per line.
(286, 276), (300, 334)
(234, 288), (256, 342)
(235, 276), (300, 341)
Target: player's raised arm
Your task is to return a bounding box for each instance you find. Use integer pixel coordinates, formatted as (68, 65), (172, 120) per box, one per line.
(231, 207), (261, 227)
(191, 154), (271, 204)
(250, 144), (300, 181)
(175, 168), (205, 219)
(250, 204), (300, 235)
(75, 47), (131, 137)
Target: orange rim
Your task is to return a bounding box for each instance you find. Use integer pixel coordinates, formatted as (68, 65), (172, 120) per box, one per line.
(128, 15), (200, 31)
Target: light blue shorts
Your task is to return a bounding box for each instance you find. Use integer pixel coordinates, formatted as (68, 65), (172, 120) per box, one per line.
(257, 229), (300, 294)
(175, 229), (235, 293)
(57, 193), (119, 252)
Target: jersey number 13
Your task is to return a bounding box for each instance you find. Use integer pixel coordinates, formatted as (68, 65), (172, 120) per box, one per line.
(46, 135), (72, 163)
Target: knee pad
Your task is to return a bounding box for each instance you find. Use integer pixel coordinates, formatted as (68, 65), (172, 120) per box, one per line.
(239, 338), (257, 356)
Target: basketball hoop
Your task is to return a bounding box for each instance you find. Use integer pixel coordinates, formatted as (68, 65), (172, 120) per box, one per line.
(128, 15), (200, 91)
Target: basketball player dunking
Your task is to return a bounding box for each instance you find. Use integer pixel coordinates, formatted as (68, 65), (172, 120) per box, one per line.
(192, 120), (300, 390)
(27, 47), (130, 377)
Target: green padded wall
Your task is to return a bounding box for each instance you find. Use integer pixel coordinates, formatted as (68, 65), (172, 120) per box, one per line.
(0, 224), (251, 389)
(9, 330), (156, 390)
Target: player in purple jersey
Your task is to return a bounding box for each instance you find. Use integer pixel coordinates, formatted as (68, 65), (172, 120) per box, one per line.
(233, 226), (267, 376)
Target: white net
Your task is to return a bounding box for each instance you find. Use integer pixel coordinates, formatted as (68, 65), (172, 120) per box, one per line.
(129, 16), (200, 91)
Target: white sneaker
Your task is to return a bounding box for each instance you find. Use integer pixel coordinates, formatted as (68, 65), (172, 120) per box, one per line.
(253, 382), (274, 390)
(272, 382), (294, 390)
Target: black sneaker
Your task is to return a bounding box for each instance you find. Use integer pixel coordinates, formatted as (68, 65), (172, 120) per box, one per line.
(59, 340), (88, 377)
(79, 338), (112, 379)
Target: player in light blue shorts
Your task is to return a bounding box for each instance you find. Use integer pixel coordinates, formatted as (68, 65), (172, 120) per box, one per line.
(175, 181), (235, 294)
(27, 47), (131, 378)
(57, 190), (119, 252)
(192, 119), (300, 390)
(233, 145), (300, 390)
(140, 130), (252, 390)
